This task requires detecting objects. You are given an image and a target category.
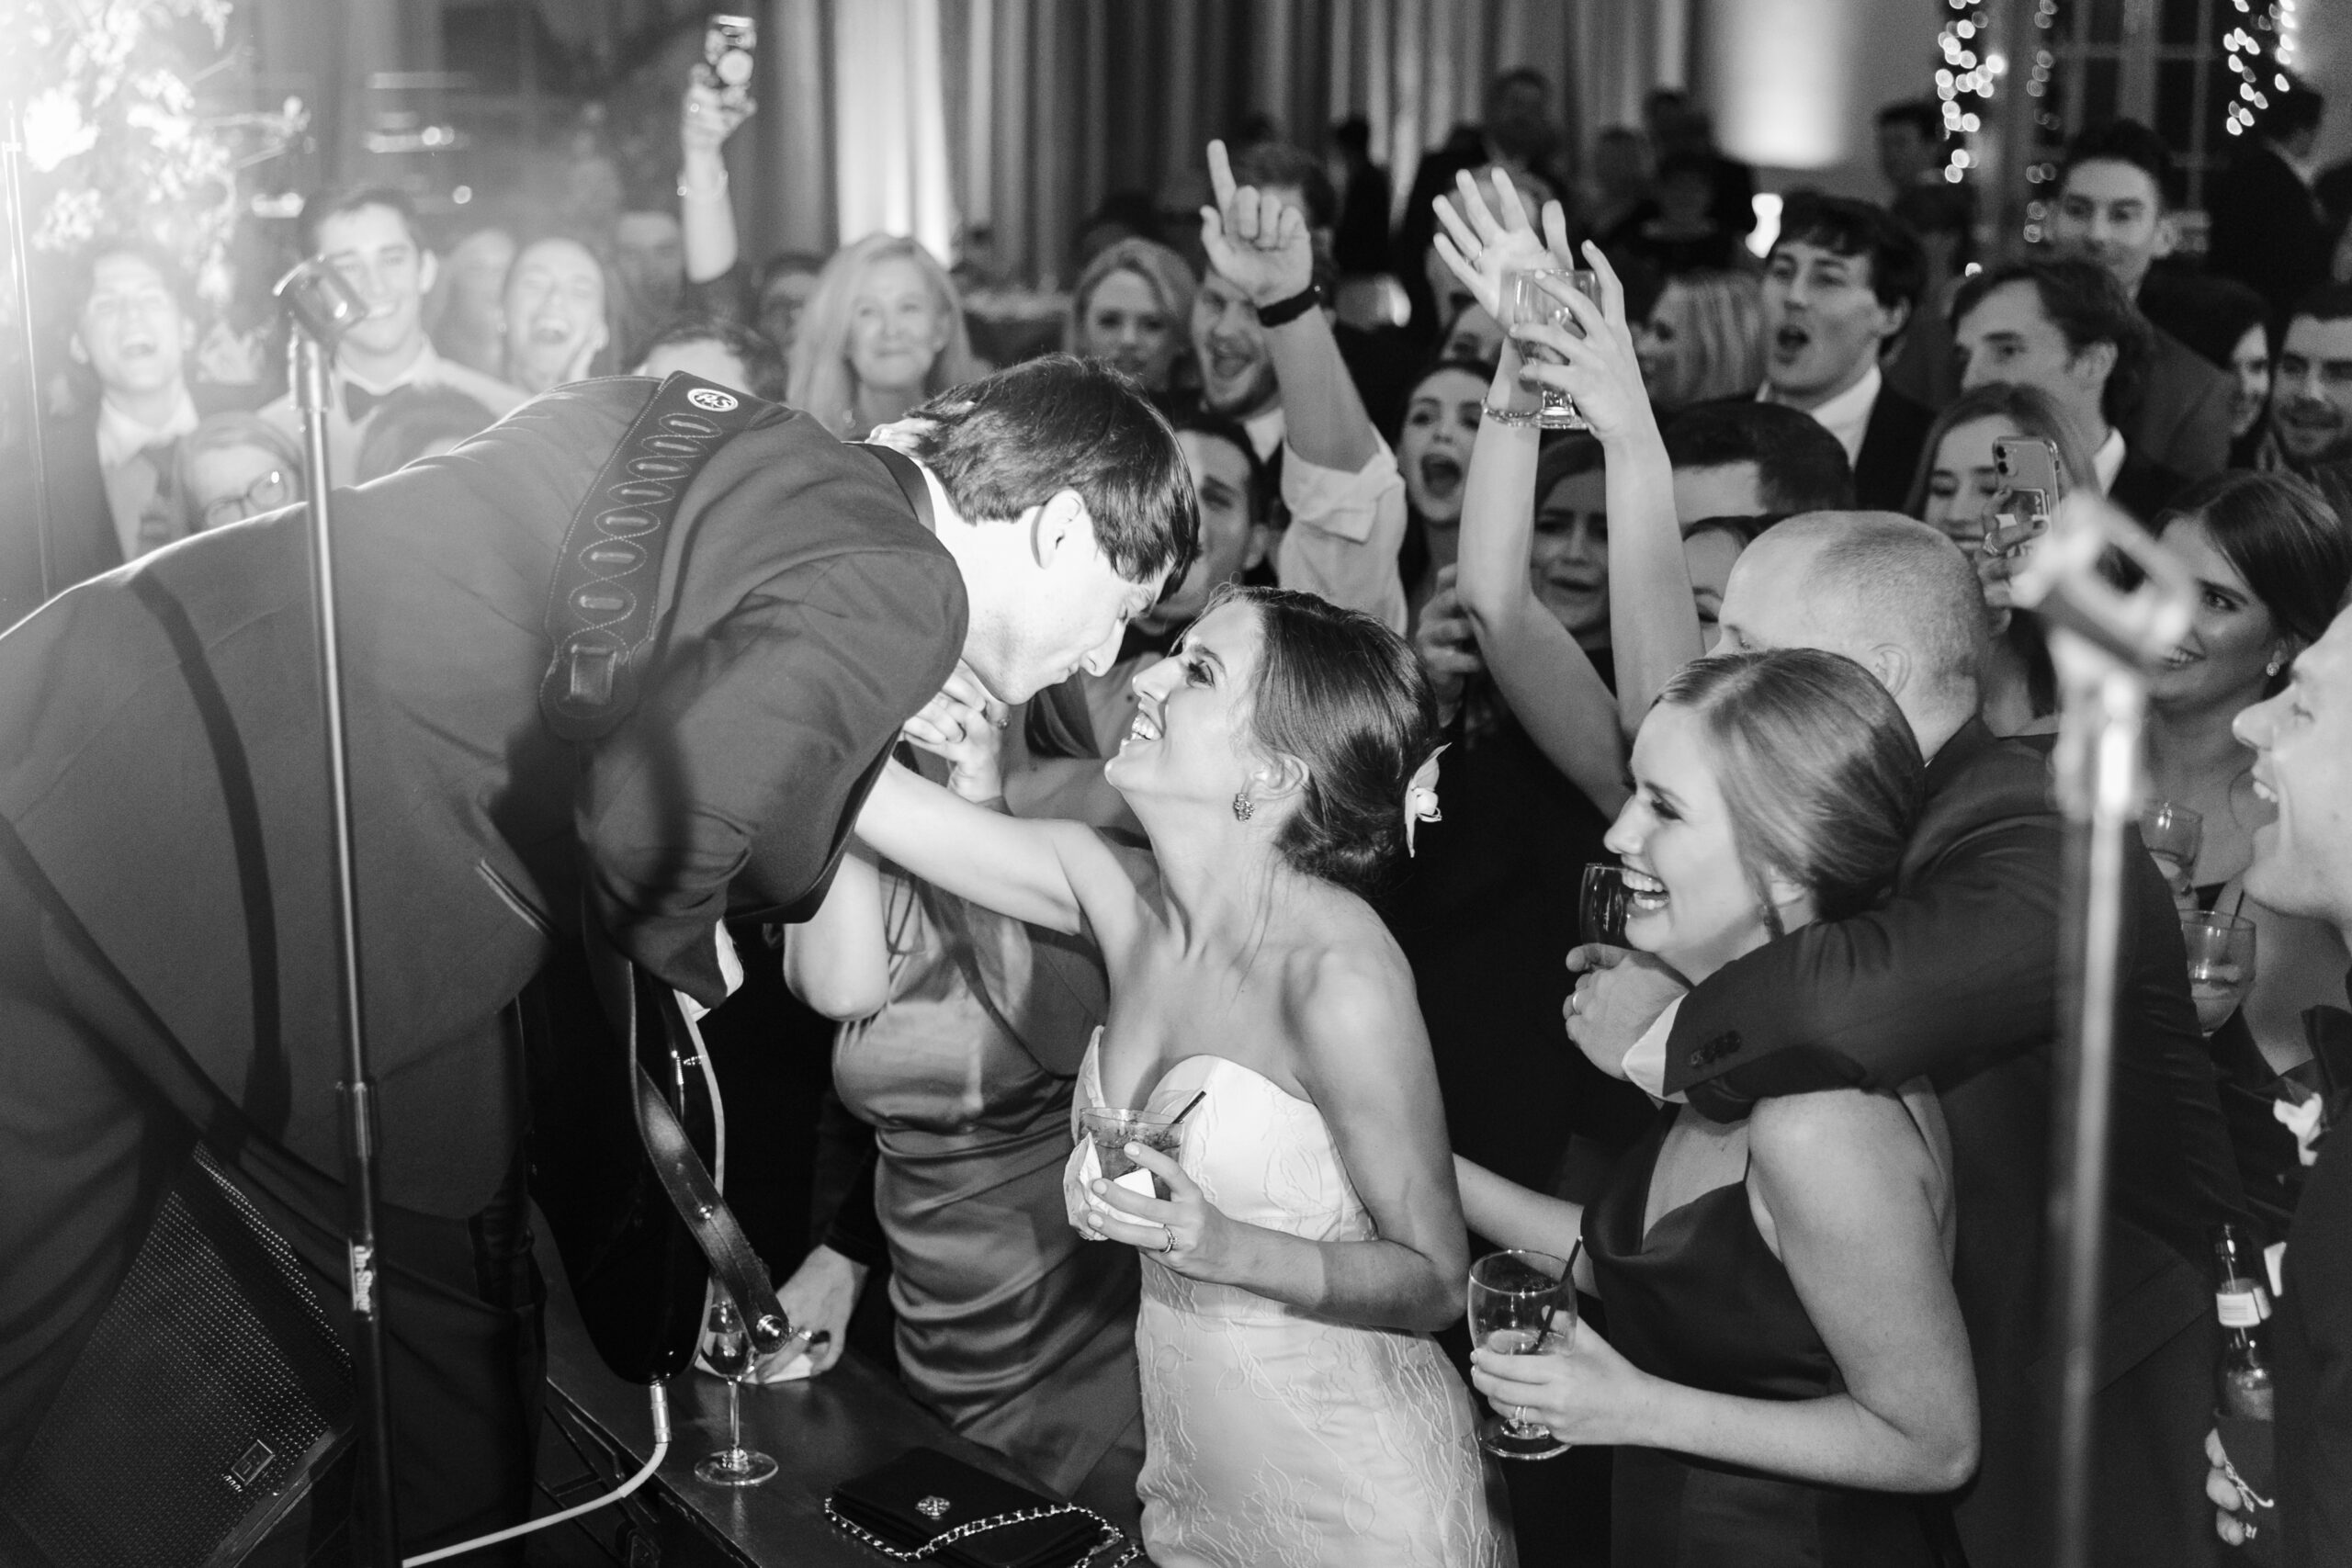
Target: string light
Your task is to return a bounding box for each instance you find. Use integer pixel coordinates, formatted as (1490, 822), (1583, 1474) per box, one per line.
(1933, 0), (1996, 184)
(2223, 0), (2299, 137)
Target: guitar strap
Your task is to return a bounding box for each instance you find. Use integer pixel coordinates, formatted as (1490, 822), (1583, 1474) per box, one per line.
(540, 376), (939, 1370)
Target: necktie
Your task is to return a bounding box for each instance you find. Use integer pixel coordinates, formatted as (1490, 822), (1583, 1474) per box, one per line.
(343, 382), (385, 423)
(131, 441), (186, 555)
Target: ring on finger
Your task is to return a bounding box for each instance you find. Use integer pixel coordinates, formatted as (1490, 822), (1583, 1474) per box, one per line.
(1158, 1224), (1177, 1255)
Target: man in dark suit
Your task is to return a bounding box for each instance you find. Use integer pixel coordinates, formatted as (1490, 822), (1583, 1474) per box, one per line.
(1570, 512), (2243, 1567)
(2267, 285), (2352, 476)
(2209, 76), (2333, 324)
(1953, 256), (2192, 522)
(0, 358), (1193, 1552)
(2206, 604), (2352, 1562)
(1753, 192), (1933, 511)
(2049, 119), (2235, 479)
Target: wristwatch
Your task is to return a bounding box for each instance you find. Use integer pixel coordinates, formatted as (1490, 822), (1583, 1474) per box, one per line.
(1253, 281), (1326, 329)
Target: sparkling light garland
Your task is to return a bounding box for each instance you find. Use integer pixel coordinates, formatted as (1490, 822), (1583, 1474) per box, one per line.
(2222, 0), (2300, 138)
(1934, 0), (1998, 185)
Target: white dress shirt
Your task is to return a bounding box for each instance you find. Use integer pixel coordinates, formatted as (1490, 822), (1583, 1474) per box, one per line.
(262, 339), (525, 487)
(1760, 363), (1883, 469)
(2091, 426), (2127, 495)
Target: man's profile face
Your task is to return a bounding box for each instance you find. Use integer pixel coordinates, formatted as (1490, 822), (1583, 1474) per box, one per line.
(1671, 461), (1767, 525)
(969, 495), (1166, 702)
(1761, 240), (1902, 406)
(2050, 160), (2168, 296)
(317, 203), (435, 362)
(2236, 610), (2352, 931)
(1192, 271), (1277, 421)
(2269, 315), (2352, 470)
(74, 252), (192, 400)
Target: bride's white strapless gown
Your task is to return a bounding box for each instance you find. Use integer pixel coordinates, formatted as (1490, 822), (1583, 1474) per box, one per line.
(1068, 1032), (1514, 1568)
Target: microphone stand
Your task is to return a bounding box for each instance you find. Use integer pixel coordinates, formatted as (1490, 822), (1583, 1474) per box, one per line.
(2007, 495), (2197, 1568)
(2, 98), (54, 600)
(272, 258), (401, 1568)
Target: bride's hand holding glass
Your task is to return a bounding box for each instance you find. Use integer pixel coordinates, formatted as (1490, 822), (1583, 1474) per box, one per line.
(1469, 1313), (1655, 1449)
(1084, 1140), (1240, 1282)
(1506, 244), (1654, 446)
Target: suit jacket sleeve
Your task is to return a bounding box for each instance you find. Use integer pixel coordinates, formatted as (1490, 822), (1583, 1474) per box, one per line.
(1665, 791), (2061, 1116)
(579, 547), (965, 1005)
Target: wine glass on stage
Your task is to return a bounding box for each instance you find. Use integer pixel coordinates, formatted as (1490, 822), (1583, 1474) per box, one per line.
(695, 1293), (778, 1486)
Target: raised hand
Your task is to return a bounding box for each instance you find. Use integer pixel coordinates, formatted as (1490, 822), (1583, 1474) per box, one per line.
(681, 74), (753, 162)
(1412, 565), (1486, 718)
(1200, 139), (1313, 308)
(902, 661), (1012, 803)
(1430, 169), (1569, 326)
(1508, 242), (1658, 445)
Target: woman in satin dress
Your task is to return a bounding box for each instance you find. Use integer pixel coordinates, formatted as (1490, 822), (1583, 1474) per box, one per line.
(854, 587), (1513, 1568)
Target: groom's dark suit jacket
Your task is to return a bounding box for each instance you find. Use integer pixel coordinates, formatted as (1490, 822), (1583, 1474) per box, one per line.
(1665, 719), (2243, 1568)
(0, 378), (966, 1540)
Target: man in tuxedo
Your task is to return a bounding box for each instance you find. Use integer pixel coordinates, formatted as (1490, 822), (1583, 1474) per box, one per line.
(2049, 119), (2235, 480)
(10, 241), (254, 628)
(2207, 604), (2352, 1562)
(1953, 256), (2190, 520)
(2209, 77), (2333, 323)
(260, 185), (524, 486)
(1570, 512), (2242, 1567)
(1753, 192), (1933, 511)
(0, 356), (1193, 1554)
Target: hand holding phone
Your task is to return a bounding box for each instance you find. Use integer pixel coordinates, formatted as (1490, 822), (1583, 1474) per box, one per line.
(1986, 435), (2063, 560)
(690, 15), (758, 133)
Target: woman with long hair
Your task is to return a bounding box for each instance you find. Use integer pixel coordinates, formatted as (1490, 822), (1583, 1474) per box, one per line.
(1065, 237), (1196, 399)
(787, 234), (983, 438)
(1903, 380), (2098, 736)
(1634, 269), (1765, 412)
(852, 585), (1512, 1567)
(1460, 649), (1977, 1566)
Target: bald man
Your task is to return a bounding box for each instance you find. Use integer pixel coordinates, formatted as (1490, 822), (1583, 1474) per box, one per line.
(1575, 513), (2242, 1568)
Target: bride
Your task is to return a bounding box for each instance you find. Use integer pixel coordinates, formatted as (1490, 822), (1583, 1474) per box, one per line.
(852, 584), (1512, 1567)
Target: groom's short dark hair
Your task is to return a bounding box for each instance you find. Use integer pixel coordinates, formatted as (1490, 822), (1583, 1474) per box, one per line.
(908, 354), (1198, 589)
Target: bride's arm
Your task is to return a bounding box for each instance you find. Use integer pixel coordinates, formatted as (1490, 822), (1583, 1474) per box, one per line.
(1473, 1088), (1978, 1493)
(855, 760), (1135, 940)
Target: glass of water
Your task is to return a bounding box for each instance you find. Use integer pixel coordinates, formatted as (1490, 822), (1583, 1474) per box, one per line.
(1510, 269), (1600, 429)
(2182, 910), (2257, 1037)
(1467, 1249), (1577, 1460)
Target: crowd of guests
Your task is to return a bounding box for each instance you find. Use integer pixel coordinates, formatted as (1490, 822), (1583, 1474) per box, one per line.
(13, 47), (2352, 1568)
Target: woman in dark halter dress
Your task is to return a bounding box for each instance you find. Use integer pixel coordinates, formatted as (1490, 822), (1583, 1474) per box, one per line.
(1455, 650), (1979, 1567)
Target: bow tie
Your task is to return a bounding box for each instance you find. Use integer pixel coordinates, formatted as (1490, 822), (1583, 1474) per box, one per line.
(343, 381), (390, 423)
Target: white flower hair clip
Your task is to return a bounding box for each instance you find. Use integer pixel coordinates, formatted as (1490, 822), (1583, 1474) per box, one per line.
(1403, 744), (1448, 857)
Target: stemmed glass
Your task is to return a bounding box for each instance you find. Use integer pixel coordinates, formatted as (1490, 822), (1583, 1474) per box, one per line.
(1467, 1249), (1577, 1460)
(2183, 910), (2258, 1037)
(2140, 802), (2204, 902)
(1510, 270), (1600, 429)
(694, 1293), (778, 1486)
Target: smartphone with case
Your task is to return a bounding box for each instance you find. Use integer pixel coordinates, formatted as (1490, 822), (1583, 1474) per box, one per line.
(1987, 435), (2063, 558)
(696, 15), (758, 120)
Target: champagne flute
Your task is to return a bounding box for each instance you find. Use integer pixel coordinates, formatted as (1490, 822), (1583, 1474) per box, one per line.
(695, 1293), (779, 1486)
(2140, 802), (2204, 900)
(1510, 269), (1600, 430)
(1467, 1248), (1576, 1460)
(2182, 910), (2257, 1037)
(1580, 863), (1632, 948)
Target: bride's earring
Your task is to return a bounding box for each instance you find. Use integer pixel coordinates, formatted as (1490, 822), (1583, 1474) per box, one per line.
(1232, 791), (1254, 821)
(2267, 650), (2287, 678)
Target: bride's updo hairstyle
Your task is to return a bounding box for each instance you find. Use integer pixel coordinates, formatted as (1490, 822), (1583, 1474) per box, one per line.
(1655, 649), (1926, 932)
(1221, 584), (1441, 898)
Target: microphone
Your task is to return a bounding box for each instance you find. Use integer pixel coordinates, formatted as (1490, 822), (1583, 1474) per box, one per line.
(271, 256), (367, 346)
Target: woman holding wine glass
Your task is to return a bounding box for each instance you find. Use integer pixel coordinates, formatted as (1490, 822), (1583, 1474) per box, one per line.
(2138, 471), (2352, 1230)
(1455, 649), (1978, 1566)
(849, 584), (1511, 1567)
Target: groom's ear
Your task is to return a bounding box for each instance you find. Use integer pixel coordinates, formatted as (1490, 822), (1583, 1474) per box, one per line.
(1026, 490), (1092, 570)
